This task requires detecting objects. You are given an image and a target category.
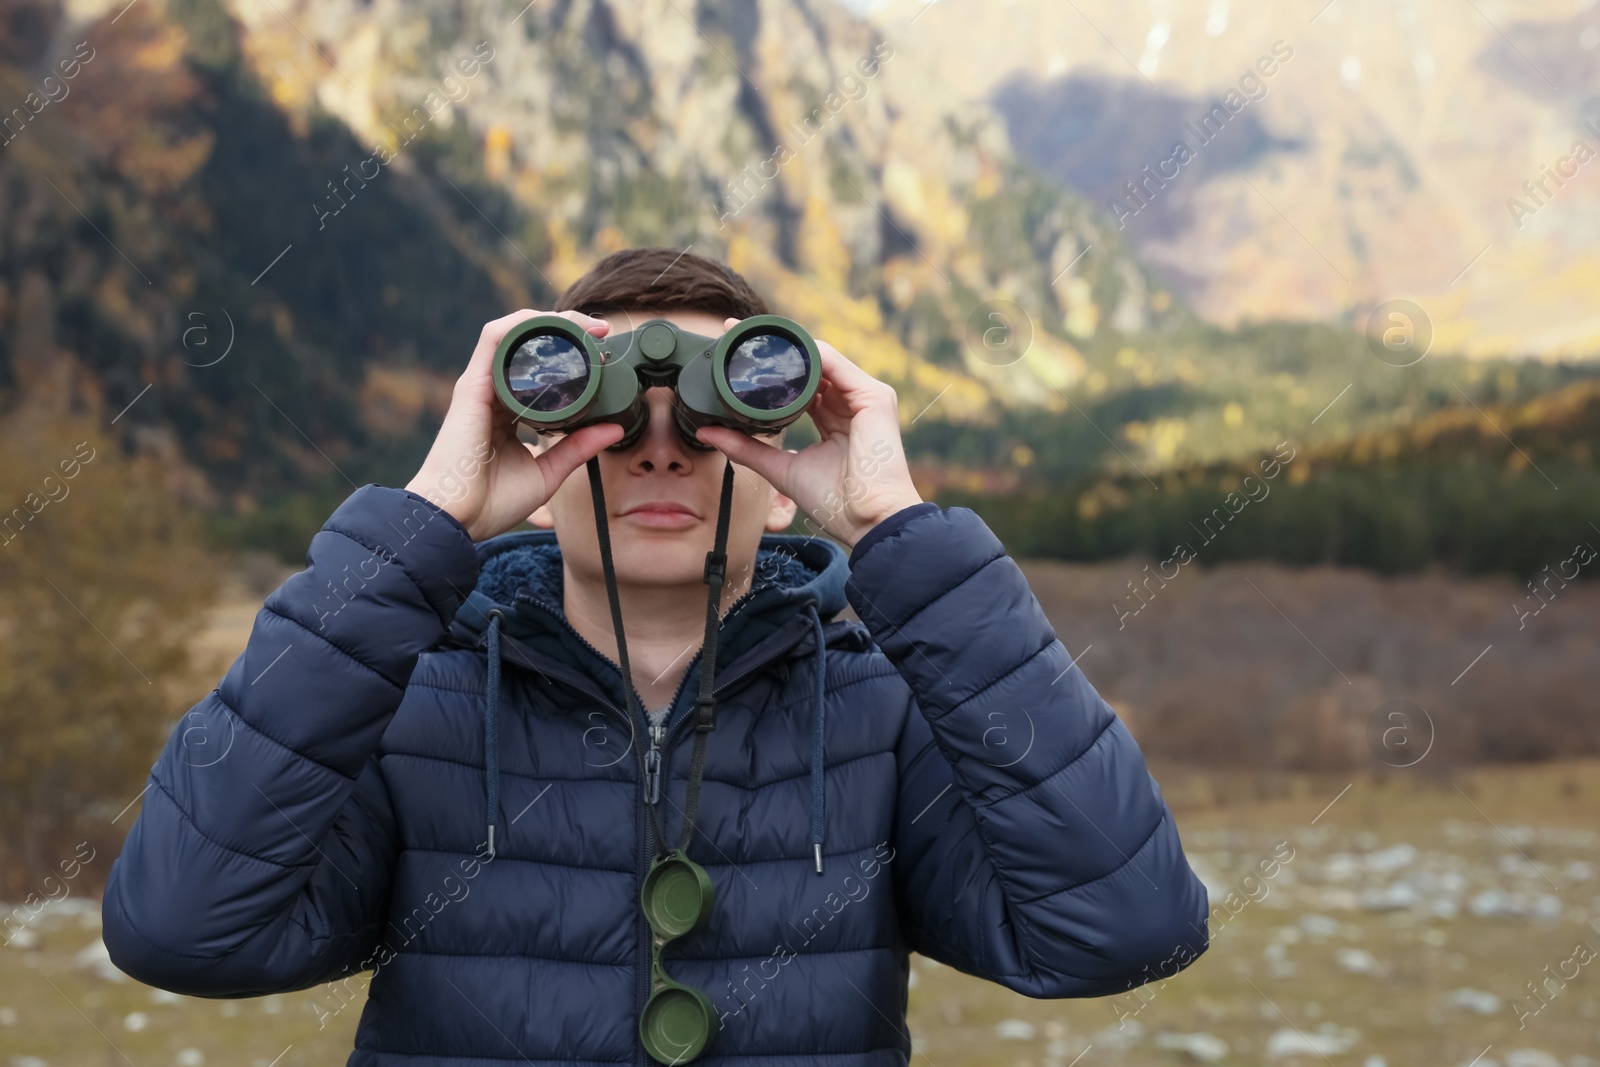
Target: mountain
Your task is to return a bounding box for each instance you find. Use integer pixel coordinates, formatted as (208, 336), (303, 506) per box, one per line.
(4, 0), (1597, 562)
(869, 0), (1600, 358)
(1, 0), (1177, 541)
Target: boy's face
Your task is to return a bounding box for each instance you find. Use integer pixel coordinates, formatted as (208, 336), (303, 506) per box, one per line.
(527, 309), (801, 593)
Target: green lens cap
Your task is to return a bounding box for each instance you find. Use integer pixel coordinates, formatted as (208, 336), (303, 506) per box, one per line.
(640, 984), (715, 1064)
(639, 854), (716, 1061)
(641, 854), (713, 938)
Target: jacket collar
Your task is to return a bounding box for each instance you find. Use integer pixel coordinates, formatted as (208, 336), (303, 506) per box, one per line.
(446, 527), (867, 713)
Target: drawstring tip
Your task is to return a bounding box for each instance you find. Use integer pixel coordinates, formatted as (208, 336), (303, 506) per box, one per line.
(814, 843), (823, 875)
(486, 824), (496, 860)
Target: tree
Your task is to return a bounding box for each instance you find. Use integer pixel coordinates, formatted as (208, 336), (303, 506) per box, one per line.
(0, 412), (220, 899)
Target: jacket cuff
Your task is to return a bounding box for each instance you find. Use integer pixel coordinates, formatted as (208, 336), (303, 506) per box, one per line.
(321, 484), (481, 627)
(844, 505), (1005, 636)
(848, 502), (942, 568)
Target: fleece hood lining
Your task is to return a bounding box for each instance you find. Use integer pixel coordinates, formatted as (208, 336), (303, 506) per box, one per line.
(476, 534), (829, 616)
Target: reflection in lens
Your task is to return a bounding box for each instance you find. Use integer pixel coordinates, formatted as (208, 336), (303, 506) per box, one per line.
(507, 333), (589, 413)
(726, 333), (809, 411)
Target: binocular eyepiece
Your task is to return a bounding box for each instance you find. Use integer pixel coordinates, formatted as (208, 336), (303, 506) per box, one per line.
(491, 314), (822, 452)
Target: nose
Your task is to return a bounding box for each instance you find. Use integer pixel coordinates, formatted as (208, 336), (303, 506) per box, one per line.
(625, 386), (698, 474)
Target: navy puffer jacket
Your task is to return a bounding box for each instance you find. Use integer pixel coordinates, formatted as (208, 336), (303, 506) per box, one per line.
(102, 484), (1208, 1066)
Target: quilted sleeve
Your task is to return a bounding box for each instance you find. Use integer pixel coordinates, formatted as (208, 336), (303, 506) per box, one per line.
(100, 484), (481, 996)
(846, 505), (1209, 997)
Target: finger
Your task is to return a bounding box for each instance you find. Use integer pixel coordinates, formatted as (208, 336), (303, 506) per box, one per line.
(466, 310), (610, 382)
(476, 309), (544, 361)
(557, 309), (612, 337)
(535, 421), (625, 491)
(694, 425), (792, 488)
(490, 398), (522, 442)
(812, 341), (888, 410)
(807, 373), (860, 438)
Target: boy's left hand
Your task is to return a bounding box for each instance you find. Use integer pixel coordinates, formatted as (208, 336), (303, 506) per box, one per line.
(695, 319), (925, 549)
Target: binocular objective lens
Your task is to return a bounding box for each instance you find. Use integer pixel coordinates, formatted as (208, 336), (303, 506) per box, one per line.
(727, 334), (810, 412)
(507, 333), (591, 413)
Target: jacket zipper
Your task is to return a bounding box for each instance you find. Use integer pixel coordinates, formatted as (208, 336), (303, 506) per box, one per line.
(650, 613), (825, 785)
(643, 720), (665, 805)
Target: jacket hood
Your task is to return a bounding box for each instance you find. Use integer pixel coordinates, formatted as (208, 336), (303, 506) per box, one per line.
(442, 525), (867, 873)
(448, 527), (859, 705)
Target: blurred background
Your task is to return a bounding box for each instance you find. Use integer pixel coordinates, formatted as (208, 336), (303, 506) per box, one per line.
(2, 0), (1598, 1063)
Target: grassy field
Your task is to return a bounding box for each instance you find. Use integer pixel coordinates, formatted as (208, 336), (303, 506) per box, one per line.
(3, 761), (1597, 1067)
(907, 762), (1600, 1067)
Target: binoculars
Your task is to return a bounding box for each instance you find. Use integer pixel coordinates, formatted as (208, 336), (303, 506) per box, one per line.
(491, 314), (823, 451)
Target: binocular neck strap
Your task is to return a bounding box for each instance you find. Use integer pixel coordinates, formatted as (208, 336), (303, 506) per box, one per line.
(584, 456), (738, 861)
(680, 459), (736, 852)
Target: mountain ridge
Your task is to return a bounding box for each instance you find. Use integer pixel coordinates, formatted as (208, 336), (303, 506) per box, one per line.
(871, 0), (1600, 359)
(2, 0), (1172, 514)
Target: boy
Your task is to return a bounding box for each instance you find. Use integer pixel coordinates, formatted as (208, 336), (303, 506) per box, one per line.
(102, 248), (1208, 1065)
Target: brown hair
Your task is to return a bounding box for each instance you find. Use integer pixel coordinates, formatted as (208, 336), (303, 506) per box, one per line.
(554, 247), (771, 320)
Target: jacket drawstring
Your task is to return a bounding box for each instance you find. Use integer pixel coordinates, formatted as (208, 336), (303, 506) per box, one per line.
(484, 609), (505, 860)
(807, 603), (827, 875)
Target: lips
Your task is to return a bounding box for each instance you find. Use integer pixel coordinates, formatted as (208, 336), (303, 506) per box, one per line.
(619, 501), (700, 518)
(618, 501), (702, 529)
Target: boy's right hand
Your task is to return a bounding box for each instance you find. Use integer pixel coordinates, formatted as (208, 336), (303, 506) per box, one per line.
(405, 309), (624, 542)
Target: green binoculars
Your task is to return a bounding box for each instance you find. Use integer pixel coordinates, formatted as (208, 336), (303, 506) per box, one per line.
(491, 314), (823, 451)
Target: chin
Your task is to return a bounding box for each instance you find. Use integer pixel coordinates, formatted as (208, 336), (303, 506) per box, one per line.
(611, 528), (708, 579)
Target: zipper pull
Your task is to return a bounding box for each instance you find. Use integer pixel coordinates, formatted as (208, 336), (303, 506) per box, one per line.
(644, 722), (665, 805)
